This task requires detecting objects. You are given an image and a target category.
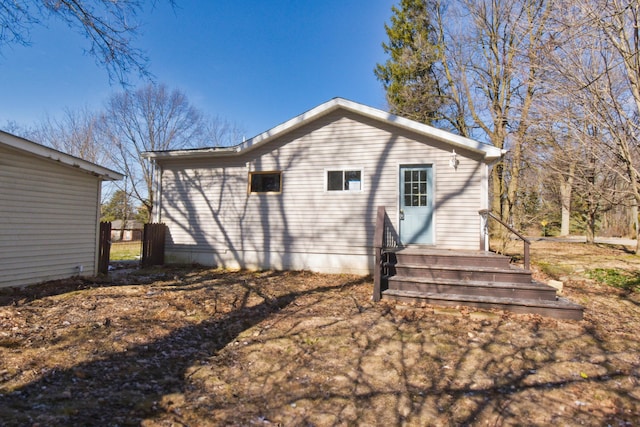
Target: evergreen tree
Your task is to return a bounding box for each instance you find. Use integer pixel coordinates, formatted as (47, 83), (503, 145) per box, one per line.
(101, 190), (135, 223)
(374, 0), (444, 125)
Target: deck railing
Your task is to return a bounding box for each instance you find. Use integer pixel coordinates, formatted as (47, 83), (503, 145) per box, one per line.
(373, 206), (399, 301)
(479, 209), (530, 270)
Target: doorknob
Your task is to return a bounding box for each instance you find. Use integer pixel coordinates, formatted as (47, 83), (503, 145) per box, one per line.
(400, 209), (404, 220)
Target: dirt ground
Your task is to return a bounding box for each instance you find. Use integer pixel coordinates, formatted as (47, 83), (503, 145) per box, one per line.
(0, 241), (639, 426)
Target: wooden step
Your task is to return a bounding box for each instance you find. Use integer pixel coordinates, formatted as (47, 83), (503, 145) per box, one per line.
(381, 289), (584, 320)
(391, 263), (533, 284)
(387, 247), (512, 269)
(387, 276), (557, 301)
(377, 247), (584, 319)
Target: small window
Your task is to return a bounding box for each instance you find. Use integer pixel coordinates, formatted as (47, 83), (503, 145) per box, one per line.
(326, 169), (362, 191)
(249, 171), (282, 193)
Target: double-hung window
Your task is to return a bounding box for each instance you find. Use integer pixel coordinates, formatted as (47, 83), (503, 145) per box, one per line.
(326, 169), (363, 192)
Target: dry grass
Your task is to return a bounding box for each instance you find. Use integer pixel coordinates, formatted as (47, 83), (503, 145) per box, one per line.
(0, 240), (639, 426)
(110, 241), (142, 261)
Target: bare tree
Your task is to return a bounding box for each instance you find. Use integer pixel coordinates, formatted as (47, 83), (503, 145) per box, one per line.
(28, 107), (110, 166)
(204, 116), (245, 148)
(101, 83), (240, 219)
(377, 0), (640, 247)
(102, 83), (203, 218)
(469, 0), (552, 225)
(432, 1), (472, 136)
(376, 0), (556, 238)
(4, 83), (242, 220)
(528, 90), (584, 238)
(549, 0), (640, 251)
(531, 77), (631, 242)
(0, 1), (172, 83)
(432, 0), (554, 229)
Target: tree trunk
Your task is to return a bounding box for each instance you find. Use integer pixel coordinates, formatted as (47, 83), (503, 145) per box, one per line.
(586, 209), (596, 244)
(559, 169), (574, 236)
(118, 219), (127, 242)
(635, 204), (640, 255)
(491, 162), (504, 216)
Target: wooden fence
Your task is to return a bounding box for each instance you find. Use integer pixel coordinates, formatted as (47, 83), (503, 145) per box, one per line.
(142, 223), (166, 267)
(98, 222), (112, 274)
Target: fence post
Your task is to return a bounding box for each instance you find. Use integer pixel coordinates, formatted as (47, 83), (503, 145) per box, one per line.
(142, 223), (166, 267)
(98, 222), (111, 274)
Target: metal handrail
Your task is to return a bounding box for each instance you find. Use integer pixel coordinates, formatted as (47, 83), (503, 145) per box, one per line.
(479, 209), (530, 270)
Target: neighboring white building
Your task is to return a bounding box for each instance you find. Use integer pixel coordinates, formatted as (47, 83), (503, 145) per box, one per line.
(0, 131), (123, 288)
(110, 220), (144, 241)
(144, 98), (503, 274)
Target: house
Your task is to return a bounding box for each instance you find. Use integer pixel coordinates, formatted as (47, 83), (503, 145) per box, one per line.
(143, 98), (503, 274)
(110, 220), (144, 241)
(144, 98), (585, 319)
(0, 130), (124, 288)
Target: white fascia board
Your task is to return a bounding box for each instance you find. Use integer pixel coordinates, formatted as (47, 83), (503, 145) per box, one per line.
(143, 98), (504, 162)
(0, 130), (124, 181)
(142, 146), (238, 160)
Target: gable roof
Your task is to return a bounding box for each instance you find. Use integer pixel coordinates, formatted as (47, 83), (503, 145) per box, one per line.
(0, 130), (124, 181)
(142, 97), (504, 162)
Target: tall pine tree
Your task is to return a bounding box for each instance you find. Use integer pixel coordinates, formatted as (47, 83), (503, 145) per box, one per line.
(374, 0), (444, 125)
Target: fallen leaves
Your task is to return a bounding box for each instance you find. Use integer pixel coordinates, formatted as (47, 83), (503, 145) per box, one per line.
(0, 249), (638, 426)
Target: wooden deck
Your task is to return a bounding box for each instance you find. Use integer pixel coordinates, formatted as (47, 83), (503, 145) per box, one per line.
(379, 247), (584, 320)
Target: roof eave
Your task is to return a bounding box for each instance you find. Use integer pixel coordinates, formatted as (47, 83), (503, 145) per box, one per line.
(142, 146), (239, 160)
(0, 130), (124, 181)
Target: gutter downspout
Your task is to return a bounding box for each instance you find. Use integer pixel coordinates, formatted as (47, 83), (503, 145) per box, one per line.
(94, 179), (103, 276)
(150, 159), (162, 223)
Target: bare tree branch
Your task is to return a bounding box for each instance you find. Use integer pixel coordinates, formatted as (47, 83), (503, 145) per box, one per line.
(0, 1), (172, 84)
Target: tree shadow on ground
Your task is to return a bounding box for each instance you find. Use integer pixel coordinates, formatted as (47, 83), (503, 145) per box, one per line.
(0, 266), (190, 307)
(1, 269), (639, 426)
(0, 271), (369, 426)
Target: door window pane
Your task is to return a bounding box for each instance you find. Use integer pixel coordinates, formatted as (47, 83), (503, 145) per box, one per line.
(403, 168), (429, 207)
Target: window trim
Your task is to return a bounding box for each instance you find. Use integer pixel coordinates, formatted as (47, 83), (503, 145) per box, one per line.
(324, 168), (364, 192)
(248, 171), (282, 194)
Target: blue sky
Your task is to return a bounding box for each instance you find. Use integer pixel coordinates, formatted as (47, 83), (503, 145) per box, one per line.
(0, 1), (396, 139)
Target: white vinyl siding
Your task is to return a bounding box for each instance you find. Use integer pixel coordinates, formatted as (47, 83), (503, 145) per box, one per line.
(157, 110), (486, 273)
(0, 144), (101, 287)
